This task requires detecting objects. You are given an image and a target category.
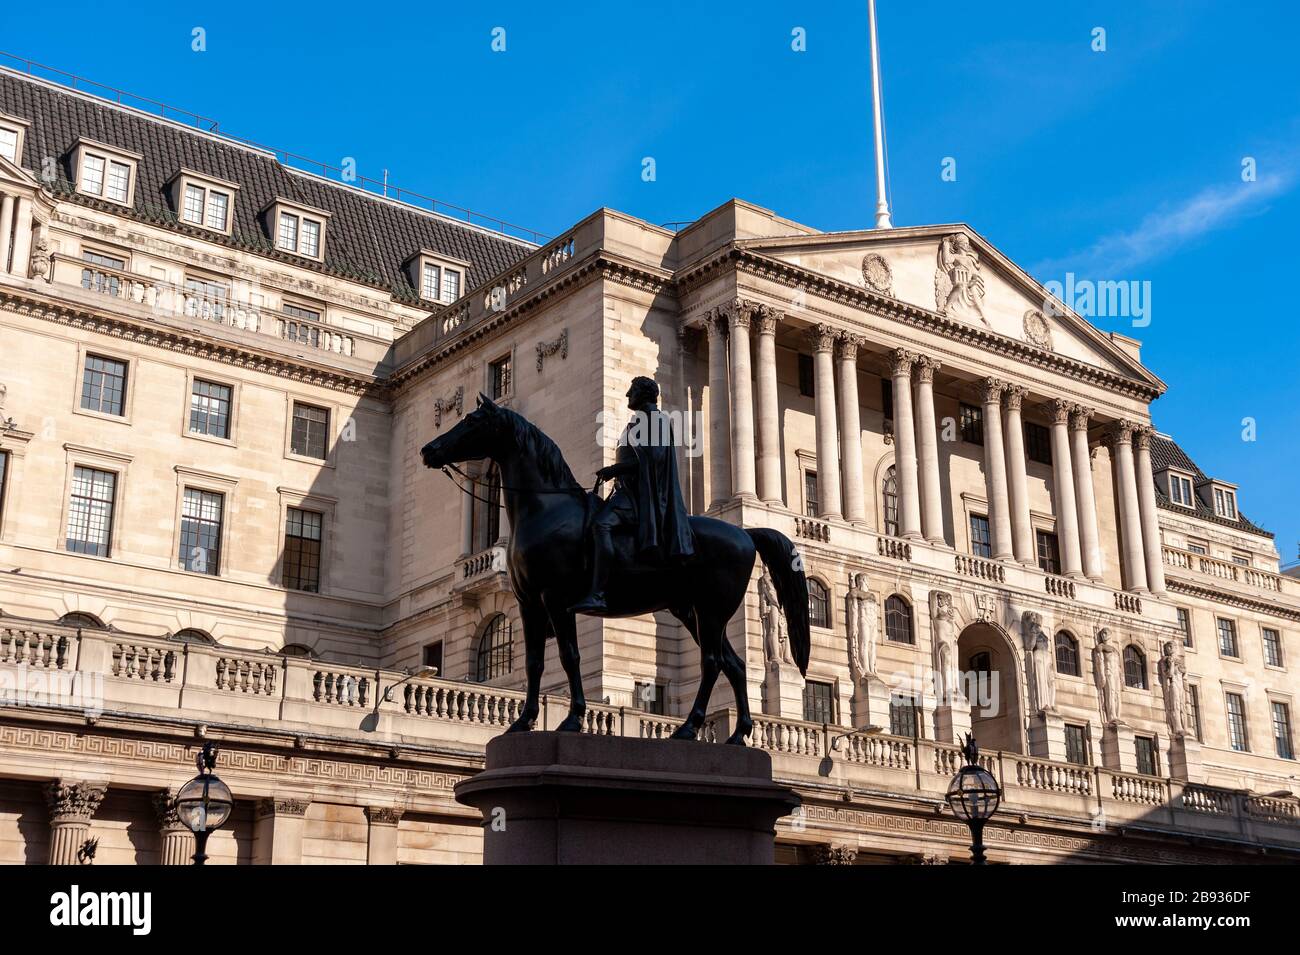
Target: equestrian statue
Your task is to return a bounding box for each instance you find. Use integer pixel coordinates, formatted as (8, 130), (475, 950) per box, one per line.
(420, 376), (809, 744)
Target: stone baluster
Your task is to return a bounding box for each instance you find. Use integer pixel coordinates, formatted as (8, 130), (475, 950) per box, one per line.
(45, 780), (107, 865)
(913, 356), (945, 544)
(980, 378), (1014, 560)
(754, 306), (784, 505)
(1132, 425), (1167, 594)
(1105, 419), (1149, 593)
(1070, 406), (1104, 581)
(836, 333), (867, 523)
(705, 309), (732, 508)
(1048, 399), (1083, 578)
(724, 299), (757, 501)
(809, 325), (842, 519)
(153, 788), (194, 865)
(1002, 385), (1034, 564)
(889, 349), (921, 539)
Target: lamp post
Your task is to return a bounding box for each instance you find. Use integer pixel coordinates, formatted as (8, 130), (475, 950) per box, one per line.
(945, 733), (1001, 865)
(176, 742), (234, 865)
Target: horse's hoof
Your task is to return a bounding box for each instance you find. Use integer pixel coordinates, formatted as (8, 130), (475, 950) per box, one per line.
(724, 733), (749, 746)
(504, 714), (536, 734)
(556, 713), (585, 732)
(670, 725), (697, 741)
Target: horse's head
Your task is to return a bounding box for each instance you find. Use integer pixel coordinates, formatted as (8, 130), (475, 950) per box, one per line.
(420, 393), (507, 470)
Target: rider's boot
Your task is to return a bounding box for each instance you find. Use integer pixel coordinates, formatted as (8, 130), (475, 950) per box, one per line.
(569, 525), (613, 614)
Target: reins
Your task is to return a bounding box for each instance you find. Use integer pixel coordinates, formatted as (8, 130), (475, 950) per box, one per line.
(441, 462), (592, 505)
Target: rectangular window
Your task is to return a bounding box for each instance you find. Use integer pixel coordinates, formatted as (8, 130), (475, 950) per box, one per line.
(1186, 539), (1208, 556)
(183, 184), (205, 224)
(969, 514), (992, 558)
(80, 249), (126, 296)
(0, 127), (17, 163)
(189, 379), (232, 439)
(880, 377), (893, 421)
(422, 641), (443, 675)
(179, 488), (223, 575)
(80, 354), (128, 416)
(1035, 530), (1060, 575)
(889, 693), (919, 738)
(960, 403), (983, 445)
(798, 353), (814, 398)
(1025, 422), (1052, 465)
(421, 262), (441, 300)
(277, 212), (298, 252)
(1263, 628), (1284, 668)
(1231, 553), (1250, 567)
(79, 154), (105, 195)
(1134, 736), (1158, 777)
(490, 355), (512, 400)
(1187, 684), (1202, 741)
(1214, 487), (1237, 520)
(804, 469), (818, 518)
(1064, 724), (1089, 766)
(105, 160), (130, 203)
(65, 466), (116, 557)
(1217, 618), (1239, 658)
(205, 190), (229, 231)
(1273, 701), (1295, 760)
(1225, 692), (1249, 752)
(803, 680), (834, 724)
(282, 507), (323, 592)
(184, 276), (229, 322)
(441, 268), (461, 302)
(300, 218), (321, 258)
(1177, 607), (1193, 648)
(633, 681), (667, 715)
(291, 402), (330, 460)
(1169, 474), (1194, 507)
(282, 303), (321, 323)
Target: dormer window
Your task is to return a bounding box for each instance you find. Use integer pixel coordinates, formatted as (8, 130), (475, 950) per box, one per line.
(1168, 472), (1194, 508)
(169, 169), (238, 235)
(263, 199), (330, 261)
(405, 250), (468, 304)
(1213, 486), (1238, 520)
(0, 112), (29, 165)
(73, 140), (140, 206)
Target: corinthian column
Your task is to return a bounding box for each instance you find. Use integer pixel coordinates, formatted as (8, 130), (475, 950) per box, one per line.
(1133, 425), (1167, 594)
(914, 356), (945, 544)
(980, 378), (1014, 560)
(1106, 420), (1149, 593)
(153, 789), (194, 865)
(890, 349), (922, 539)
(1070, 407), (1104, 581)
(1048, 399), (1083, 578)
(705, 309), (732, 508)
(836, 334), (867, 523)
(724, 299), (758, 501)
(1002, 385), (1034, 564)
(754, 306), (784, 505)
(809, 325), (842, 520)
(45, 780), (107, 865)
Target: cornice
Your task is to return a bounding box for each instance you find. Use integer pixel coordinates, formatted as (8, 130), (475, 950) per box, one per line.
(678, 246), (1165, 403)
(0, 286), (385, 399)
(1165, 577), (1300, 622)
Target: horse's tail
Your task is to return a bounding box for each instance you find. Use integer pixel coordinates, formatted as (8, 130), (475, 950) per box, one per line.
(747, 528), (809, 676)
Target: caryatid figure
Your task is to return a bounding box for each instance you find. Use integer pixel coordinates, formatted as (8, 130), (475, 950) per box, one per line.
(1158, 640), (1188, 738)
(1093, 628), (1123, 724)
(759, 566), (792, 667)
(1022, 611), (1056, 714)
(846, 573), (879, 681)
(930, 590), (960, 704)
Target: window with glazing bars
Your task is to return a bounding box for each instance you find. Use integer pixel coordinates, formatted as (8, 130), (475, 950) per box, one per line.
(959, 403), (983, 444)
(291, 402), (329, 459)
(803, 680), (834, 724)
(969, 514), (991, 558)
(65, 466), (116, 557)
(189, 379), (232, 438)
(80, 354), (128, 416)
(1226, 692), (1248, 752)
(179, 488), (223, 575)
(282, 507), (323, 592)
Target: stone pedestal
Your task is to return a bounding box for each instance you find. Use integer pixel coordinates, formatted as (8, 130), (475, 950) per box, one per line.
(850, 676), (892, 730)
(455, 731), (800, 865)
(933, 699), (972, 746)
(1027, 711), (1066, 762)
(1167, 736), (1203, 782)
(764, 662), (805, 720)
(1100, 722), (1137, 773)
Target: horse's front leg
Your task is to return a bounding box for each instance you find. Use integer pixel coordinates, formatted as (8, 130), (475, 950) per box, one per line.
(505, 600), (549, 734)
(672, 609), (722, 741)
(545, 600), (586, 732)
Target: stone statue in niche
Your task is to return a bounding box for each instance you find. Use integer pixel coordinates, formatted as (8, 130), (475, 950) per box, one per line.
(1158, 640), (1189, 738)
(931, 590), (960, 703)
(1093, 628), (1123, 724)
(846, 573), (878, 680)
(934, 233), (989, 326)
(1022, 611), (1056, 713)
(759, 566), (793, 668)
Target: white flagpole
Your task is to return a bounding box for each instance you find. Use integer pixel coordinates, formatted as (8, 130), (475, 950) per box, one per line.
(868, 0), (893, 229)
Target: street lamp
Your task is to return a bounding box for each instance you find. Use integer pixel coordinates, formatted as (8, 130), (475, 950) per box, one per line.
(945, 733), (1001, 865)
(176, 742), (234, 865)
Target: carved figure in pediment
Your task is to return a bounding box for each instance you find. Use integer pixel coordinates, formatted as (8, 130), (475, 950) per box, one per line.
(934, 233), (988, 326)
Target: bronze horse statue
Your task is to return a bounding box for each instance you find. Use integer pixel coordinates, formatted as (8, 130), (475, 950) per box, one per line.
(420, 394), (810, 744)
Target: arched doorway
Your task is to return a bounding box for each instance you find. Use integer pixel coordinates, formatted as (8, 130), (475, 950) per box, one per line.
(957, 622), (1024, 754)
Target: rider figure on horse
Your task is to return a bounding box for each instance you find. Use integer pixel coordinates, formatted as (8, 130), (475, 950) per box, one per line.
(569, 376), (695, 614)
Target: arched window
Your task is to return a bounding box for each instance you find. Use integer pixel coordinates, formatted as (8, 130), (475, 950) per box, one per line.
(807, 579), (830, 629)
(1054, 631), (1080, 676)
(1123, 645), (1147, 689)
(475, 613), (513, 682)
(58, 612), (105, 630)
(882, 466), (899, 537)
(969, 651), (991, 678)
(280, 643), (316, 658)
(171, 628), (216, 645)
(885, 595), (913, 644)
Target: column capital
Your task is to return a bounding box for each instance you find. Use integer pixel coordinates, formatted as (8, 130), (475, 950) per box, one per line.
(676, 323), (701, 351)
(1132, 424), (1155, 450)
(365, 806), (404, 827)
(979, 376), (1007, 404)
(755, 304), (784, 335)
(807, 323), (837, 353)
(152, 789), (186, 831)
(1003, 384), (1027, 411)
(703, 306), (728, 339)
(1101, 419), (1137, 447)
(888, 347), (917, 377)
(257, 796), (311, 818)
(1068, 405), (1094, 432)
(835, 332), (865, 361)
(914, 355), (941, 383)
(1049, 397), (1073, 425)
(723, 297), (756, 330)
(45, 780), (107, 823)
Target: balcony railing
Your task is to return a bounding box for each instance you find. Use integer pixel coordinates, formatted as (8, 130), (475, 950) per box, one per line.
(1163, 545), (1289, 595)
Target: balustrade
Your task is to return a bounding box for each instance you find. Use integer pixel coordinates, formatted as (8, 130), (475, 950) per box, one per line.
(215, 657), (278, 696)
(111, 643), (177, 683)
(954, 554), (1005, 583)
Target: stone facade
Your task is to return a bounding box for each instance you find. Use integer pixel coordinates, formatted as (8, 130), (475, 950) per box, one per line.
(0, 67), (1296, 864)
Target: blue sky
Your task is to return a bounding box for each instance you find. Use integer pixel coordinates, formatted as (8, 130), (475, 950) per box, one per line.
(5, 1), (1298, 561)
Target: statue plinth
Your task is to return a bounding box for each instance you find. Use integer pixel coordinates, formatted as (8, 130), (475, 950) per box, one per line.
(1100, 721), (1137, 773)
(850, 674), (892, 729)
(1026, 709), (1066, 761)
(1167, 734), (1203, 782)
(454, 732), (800, 864)
(933, 697), (972, 745)
(763, 661), (806, 720)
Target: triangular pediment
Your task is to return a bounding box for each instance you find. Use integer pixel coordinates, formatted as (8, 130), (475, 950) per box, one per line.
(739, 223), (1161, 389)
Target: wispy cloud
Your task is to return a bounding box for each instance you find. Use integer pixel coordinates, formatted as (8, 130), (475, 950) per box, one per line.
(1032, 171), (1293, 277)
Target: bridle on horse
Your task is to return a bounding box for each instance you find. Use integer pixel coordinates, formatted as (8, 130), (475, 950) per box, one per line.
(440, 462), (596, 506)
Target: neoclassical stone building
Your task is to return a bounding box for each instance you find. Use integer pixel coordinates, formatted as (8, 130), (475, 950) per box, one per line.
(0, 64), (1296, 864)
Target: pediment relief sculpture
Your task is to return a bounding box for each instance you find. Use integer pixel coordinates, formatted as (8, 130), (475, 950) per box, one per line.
(1022, 308), (1053, 350)
(934, 233), (989, 327)
(860, 252), (894, 297)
